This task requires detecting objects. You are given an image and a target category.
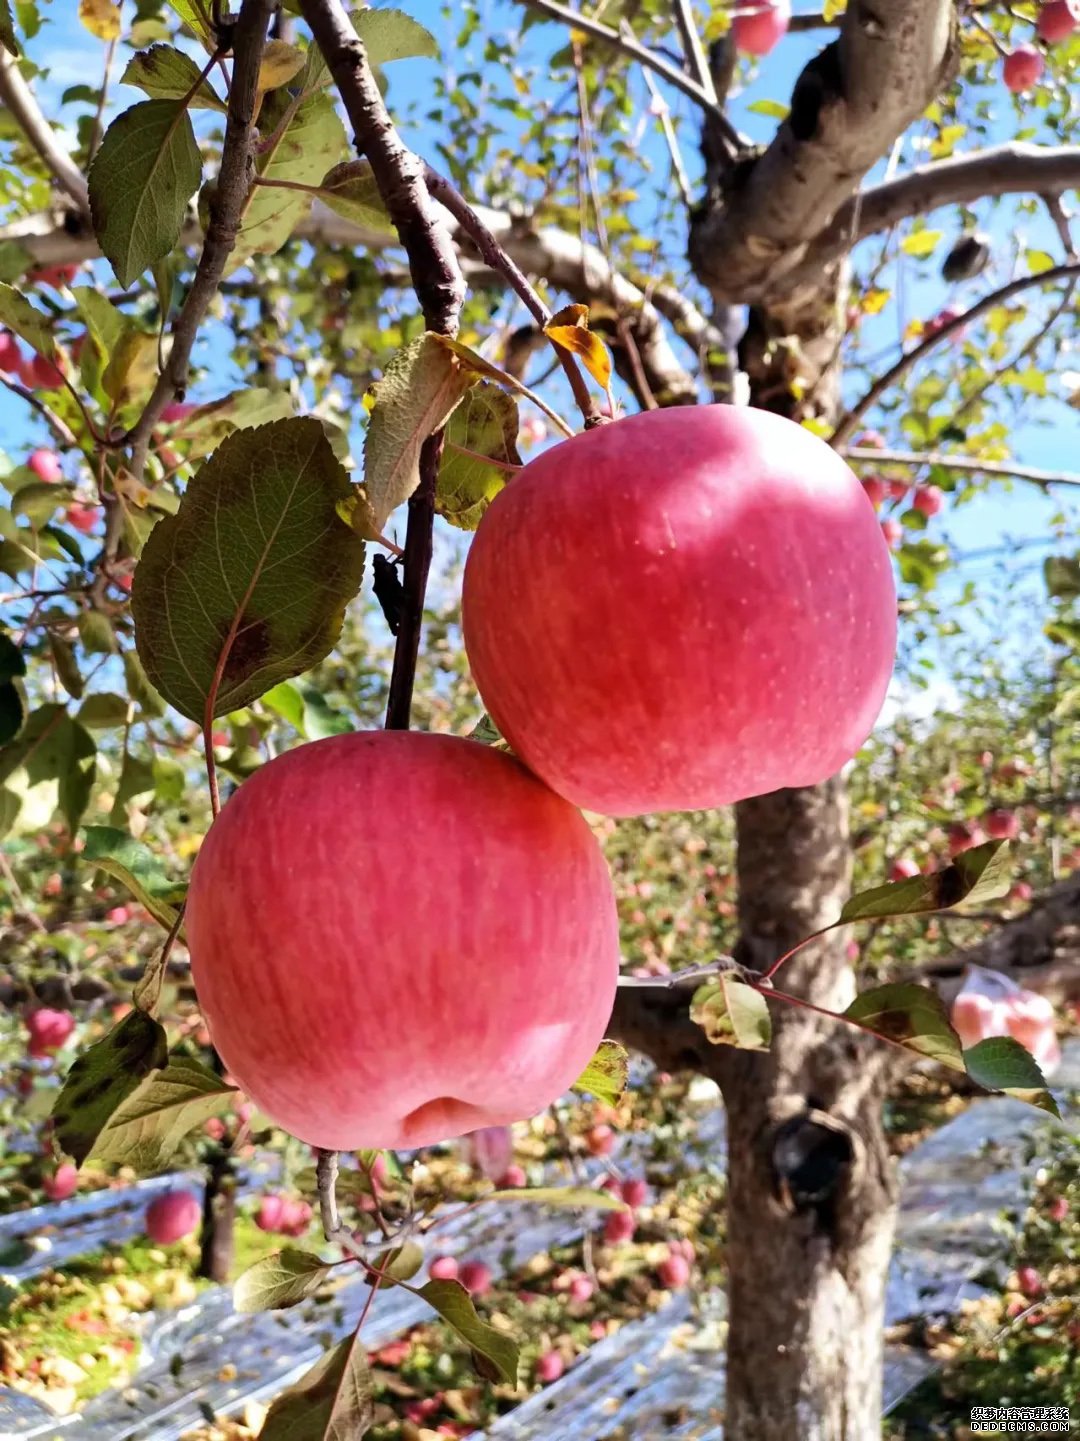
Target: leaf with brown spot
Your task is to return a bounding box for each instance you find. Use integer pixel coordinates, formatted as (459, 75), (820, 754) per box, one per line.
(838, 841), (1011, 923)
(132, 417), (366, 722)
(843, 982), (964, 1071)
(50, 1010), (168, 1166)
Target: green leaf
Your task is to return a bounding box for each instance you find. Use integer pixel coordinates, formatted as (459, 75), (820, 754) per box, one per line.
(78, 692), (131, 728)
(182, 386), (296, 457)
(963, 1037), (1060, 1116)
(122, 44), (226, 110)
(259, 1327), (374, 1441)
(844, 982), (964, 1070)
(50, 635), (83, 701)
(839, 841), (1011, 922)
(747, 98), (789, 119)
(233, 1247), (335, 1314)
(0, 0), (21, 55)
(262, 679), (352, 739)
(73, 284), (129, 357)
(11, 480), (75, 526)
(570, 1039), (628, 1106)
(1045, 553), (1080, 602)
(82, 824), (186, 930)
(132, 417), (366, 722)
(0, 704), (96, 831)
(88, 99), (202, 288)
(690, 975), (772, 1050)
(487, 1185), (627, 1212)
(354, 7), (438, 65)
(110, 750), (157, 821)
(418, 1279), (519, 1384)
(165, 0), (213, 47)
(234, 90), (346, 269)
(87, 1054), (237, 1170)
(315, 159), (395, 234)
(102, 329), (159, 408)
(50, 1009), (168, 1166)
(123, 650), (167, 716)
(0, 282), (55, 360)
(369, 1240), (424, 1288)
(258, 38), (306, 91)
(899, 229), (943, 258)
(364, 334), (476, 528)
(78, 610), (116, 655)
(436, 384), (519, 531)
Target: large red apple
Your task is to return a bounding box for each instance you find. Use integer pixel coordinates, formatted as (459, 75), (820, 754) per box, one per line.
(186, 732), (620, 1151)
(732, 0), (790, 56)
(1003, 45), (1045, 92)
(145, 1189), (201, 1244)
(1037, 0), (1079, 42)
(462, 406), (896, 816)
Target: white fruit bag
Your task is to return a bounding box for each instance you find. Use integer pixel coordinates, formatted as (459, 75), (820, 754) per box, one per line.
(950, 964), (1061, 1078)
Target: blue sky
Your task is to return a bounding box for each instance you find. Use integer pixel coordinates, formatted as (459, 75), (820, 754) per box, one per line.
(2, 0), (1075, 666)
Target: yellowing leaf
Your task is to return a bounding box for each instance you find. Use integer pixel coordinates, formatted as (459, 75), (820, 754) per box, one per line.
(543, 303), (612, 390)
(79, 0), (121, 40)
(258, 39), (305, 92)
(899, 230), (944, 259)
(102, 330), (159, 408)
(861, 288), (890, 316)
(436, 384), (520, 531)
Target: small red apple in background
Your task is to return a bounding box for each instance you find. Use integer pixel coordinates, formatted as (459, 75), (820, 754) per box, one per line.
(0, 330), (22, 373)
(656, 1250), (691, 1290)
(106, 905), (131, 924)
(912, 486), (944, 517)
(1017, 1265), (1043, 1299)
(845, 938), (859, 962)
(924, 306), (966, 340)
(1047, 1195), (1069, 1222)
(20, 352), (65, 390)
(881, 518), (903, 548)
(1037, 0), (1079, 41)
(889, 858), (920, 882)
(183, 733), (621, 1151)
(497, 1165), (527, 1189)
(996, 756), (1031, 782)
(861, 476), (887, 509)
(1010, 880), (1033, 903)
(733, 0), (790, 55)
(254, 1194), (288, 1234)
(519, 415), (547, 447)
(26, 1008), (75, 1058)
(984, 808), (1019, 840)
(1004, 45), (1046, 92)
(28, 263), (79, 289)
(65, 504), (99, 535)
(463, 406), (896, 816)
(204, 1117), (226, 1141)
(145, 1189), (201, 1245)
(28, 448), (62, 483)
(855, 430), (886, 449)
(947, 821), (986, 857)
(160, 401), (197, 424)
(585, 1124), (615, 1157)
(887, 479), (910, 500)
(567, 1273), (595, 1303)
(42, 1164), (78, 1201)
(466, 1124), (514, 1180)
(429, 1255), (459, 1281)
(458, 1260), (493, 1296)
(621, 1178), (649, 1207)
(535, 1350), (564, 1383)
(602, 1209), (635, 1245)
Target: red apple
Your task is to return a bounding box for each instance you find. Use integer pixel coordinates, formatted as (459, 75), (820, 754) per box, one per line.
(1010, 881), (1033, 903)
(1047, 1195), (1069, 1222)
(20, 353), (65, 390)
(567, 1273), (595, 1303)
(65, 504), (99, 535)
(145, 1189), (201, 1245)
(881, 518), (903, 548)
(254, 1195), (287, 1232)
(106, 905), (131, 924)
(947, 821), (985, 857)
(28, 263), (79, 289)
(656, 1251), (691, 1289)
(912, 486), (944, 517)
(889, 858), (920, 882)
(462, 406), (896, 816)
(458, 1259), (492, 1296)
(28, 448), (62, 483)
(497, 1165), (528, 1189)
(42, 1163), (78, 1201)
(984, 808), (1019, 841)
(1017, 1265), (1043, 1299)
(1004, 45), (1046, 92)
(535, 1350), (564, 1383)
(26, 1008), (75, 1058)
(732, 0), (790, 56)
(184, 732), (620, 1151)
(0, 330), (22, 374)
(1037, 0), (1079, 41)
(861, 476), (887, 509)
(160, 401), (197, 424)
(621, 1178), (649, 1208)
(602, 1209), (635, 1245)
(203, 1117), (227, 1141)
(280, 1199), (313, 1236)
(585, 1124), (615, 1157)
(887, 479), (910, 500)
(429, 1255), (459, 1281)
(855, 430), (886, 450)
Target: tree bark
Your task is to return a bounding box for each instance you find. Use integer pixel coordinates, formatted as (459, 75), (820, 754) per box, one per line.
(197, 1149), (236, 1284)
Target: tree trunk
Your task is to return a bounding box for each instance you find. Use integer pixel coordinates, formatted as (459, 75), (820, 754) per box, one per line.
(197, 1148), (236, 1284)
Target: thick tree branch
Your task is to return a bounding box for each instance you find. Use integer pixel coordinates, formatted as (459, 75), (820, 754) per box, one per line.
(845, 447), (1080, 490)
(0, 50), (90, 214)
(123, 1), (272, 478)
(690, 0), (957, 304)
(832, 261), (1080, 446)
(300, 0), (466, 732)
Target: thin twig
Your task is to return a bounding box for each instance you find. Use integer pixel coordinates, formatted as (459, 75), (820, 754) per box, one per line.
(0, 50), (90, 213)
(671, 0), (716, 103)
(0, 373), (79, 448)
(831, 261), (1080, 446)
(844, 447), (1080, 490)
(520, 0), (744, 156)
(88, 33), (118, 162)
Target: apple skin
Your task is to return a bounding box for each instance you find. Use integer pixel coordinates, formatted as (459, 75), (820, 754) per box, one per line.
(889, 858), (920, 882)
(498, 1164), (528, 1188)
(861, 476), (887, 509)
(602, 1209), (635, 1244)
(145, 1189), (201, 1245)
(65, 504), (99, 535)
(984, 807), (1019, 840)
(732, 0), (791, 56)
(458, 1260), (492, 1296)
(28, 448), (62, 483)
(28, 264), (79, 289)
(1004, 45), (1046, 92)
(463, 406), (896, 817)
(535, 1350), (565, 1383)
(42, 1163), (79, 1201)
(880, 518), (903, 548)
(947, 821), (986, 857)
(26, 1007), (75, 1058)
(20, 353), (65, 390)
(429, 1255), (459, 1281)
(567, 1273), (595, 1303)
(912, 485), (944, 517)
(621, 1178), (648, 1207)
(186, 731), (620, 1152)
(160, 401), (197, 424)
(1038, 0), (1079, 41)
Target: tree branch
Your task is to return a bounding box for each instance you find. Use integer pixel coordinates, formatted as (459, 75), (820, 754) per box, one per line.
(122, 2), (272, 478)
(520, 0), (744, 156)
(671, 0), (716, 103)
(832, 261), (1080, 446)
(0, 49), (90, 215)
(299, 0), (466, 733)
(844, 447), (1080, 490)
